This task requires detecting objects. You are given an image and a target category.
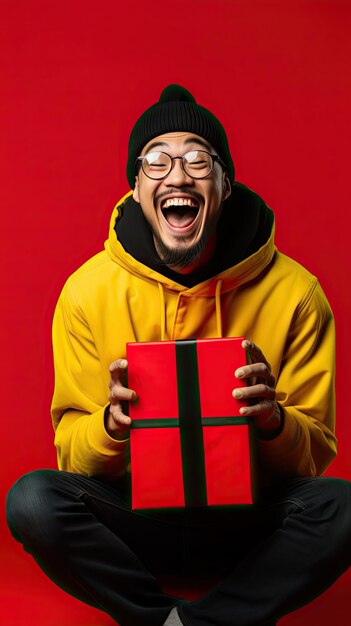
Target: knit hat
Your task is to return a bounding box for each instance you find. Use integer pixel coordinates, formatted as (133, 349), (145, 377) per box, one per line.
(127, 84), (235, 188)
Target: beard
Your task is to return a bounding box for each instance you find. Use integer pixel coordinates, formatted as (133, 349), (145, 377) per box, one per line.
(152, 228), (210, 271)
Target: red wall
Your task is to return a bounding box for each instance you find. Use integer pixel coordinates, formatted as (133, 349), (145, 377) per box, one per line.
(1, 1), (350, 624)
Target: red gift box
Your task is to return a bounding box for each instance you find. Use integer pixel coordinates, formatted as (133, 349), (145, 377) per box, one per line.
(127, 337), (253, 509)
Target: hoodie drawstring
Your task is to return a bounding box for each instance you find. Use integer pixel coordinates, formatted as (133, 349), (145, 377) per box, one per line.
(170, 292), (182, 340)
(215, 279), (223, 338)
(158, 282), (166, 341)
(157, 284), (182, 341)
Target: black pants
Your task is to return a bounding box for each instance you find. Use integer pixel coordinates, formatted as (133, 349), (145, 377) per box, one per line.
(6, 470), (351, 626)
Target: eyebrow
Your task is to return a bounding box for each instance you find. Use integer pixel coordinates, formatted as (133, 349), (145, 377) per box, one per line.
(145, 141), (168, 152)
(144, 137), (213, 154)
(184, 137), (212, 150)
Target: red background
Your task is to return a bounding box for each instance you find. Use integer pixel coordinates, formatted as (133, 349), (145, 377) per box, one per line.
(1, 1), (350, 624)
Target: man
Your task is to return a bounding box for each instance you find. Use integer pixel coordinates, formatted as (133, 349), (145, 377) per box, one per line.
(6, 84), (351, 626)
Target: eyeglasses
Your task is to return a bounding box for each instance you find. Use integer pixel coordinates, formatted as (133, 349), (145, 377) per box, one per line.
(136, 150), (226, 180)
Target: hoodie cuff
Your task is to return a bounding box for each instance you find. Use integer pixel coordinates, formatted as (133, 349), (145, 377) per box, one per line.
(256, 403), (285, 441)
(87, 404), (129, 456)
(256, 406), (301, 458)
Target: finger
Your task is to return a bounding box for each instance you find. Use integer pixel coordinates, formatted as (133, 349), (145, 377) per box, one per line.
(232, 383), (276, 402)
(108, 403), (132, 427)
(238, 399), (275, 417)
(109, 359), (128, 382)
(109, 385), (137, 404)
(242, 340), (271, 370)
(235, 362), (275, 387)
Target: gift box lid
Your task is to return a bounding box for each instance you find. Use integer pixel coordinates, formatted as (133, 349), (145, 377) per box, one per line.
(127, 336), (249, 422)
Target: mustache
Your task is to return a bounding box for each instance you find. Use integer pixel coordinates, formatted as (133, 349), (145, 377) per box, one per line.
(154, 187), (204, 206)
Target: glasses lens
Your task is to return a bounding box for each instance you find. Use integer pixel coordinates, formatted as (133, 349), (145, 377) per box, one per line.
(183, 151), (212, 178)
(142, 152), (171, 179)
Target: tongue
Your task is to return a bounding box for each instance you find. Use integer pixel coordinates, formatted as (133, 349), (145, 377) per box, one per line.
(165, 208), (197, 228)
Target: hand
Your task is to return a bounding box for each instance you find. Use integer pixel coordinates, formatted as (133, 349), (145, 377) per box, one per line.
(106, 359), (137, 440)
(232, 339), (282, 436)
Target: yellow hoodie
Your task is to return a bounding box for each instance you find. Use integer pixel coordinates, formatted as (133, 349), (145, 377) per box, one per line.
(51, 185), (336, 496)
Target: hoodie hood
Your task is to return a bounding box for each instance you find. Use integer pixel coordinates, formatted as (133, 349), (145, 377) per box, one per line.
(105, 182), (276, 298)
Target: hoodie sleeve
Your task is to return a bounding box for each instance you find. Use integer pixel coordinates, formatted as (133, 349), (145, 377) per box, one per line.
(51, 282), (129, 478)
(256, 279), (337, 483)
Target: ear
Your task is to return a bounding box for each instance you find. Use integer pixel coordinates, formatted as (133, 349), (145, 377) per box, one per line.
(223, 173), (232, 202)
(133, 177), (140, 203)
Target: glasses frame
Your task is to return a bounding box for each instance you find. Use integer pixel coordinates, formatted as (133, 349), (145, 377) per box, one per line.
(135, 150), (227, 180)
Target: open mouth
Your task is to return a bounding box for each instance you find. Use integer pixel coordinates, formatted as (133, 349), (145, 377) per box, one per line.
(161, 197), (200, 229)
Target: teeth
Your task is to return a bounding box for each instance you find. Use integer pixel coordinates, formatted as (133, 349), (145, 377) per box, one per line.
(162, 197), (198, 209)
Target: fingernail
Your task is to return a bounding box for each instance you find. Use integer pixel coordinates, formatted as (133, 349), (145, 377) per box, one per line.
(131, 392), (138, 403)
(120, 359), (127, 367)
(235, 369), (244, 378)
(233, 389), (242, 399)
(124, 418), (130, 424)
(240, 407), (248, 415)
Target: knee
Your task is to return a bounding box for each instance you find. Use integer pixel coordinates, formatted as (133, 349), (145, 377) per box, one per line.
(315, 476), (351, 510)
(6, 470), (62, 545)
(309, 477), (351, 535)
(315, 477), (351, 569)
(287, 476), (351, 527)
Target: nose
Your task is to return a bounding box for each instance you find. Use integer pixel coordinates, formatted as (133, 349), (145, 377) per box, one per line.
(165, 157), (193, 186)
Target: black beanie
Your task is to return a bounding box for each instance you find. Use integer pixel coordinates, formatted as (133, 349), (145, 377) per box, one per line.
(127, 84), (235, 188)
